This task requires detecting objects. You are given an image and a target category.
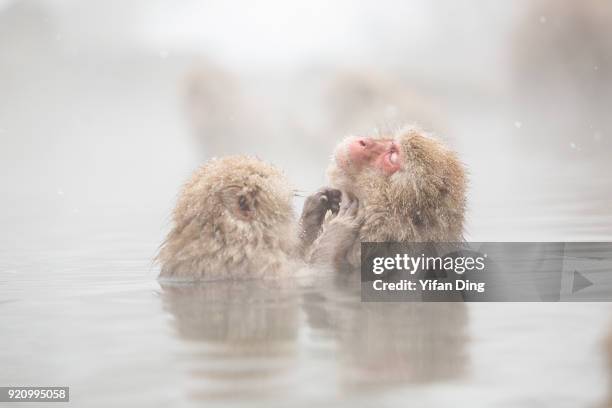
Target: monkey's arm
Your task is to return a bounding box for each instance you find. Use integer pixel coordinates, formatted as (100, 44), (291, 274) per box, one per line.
(298, 188), (341, 256)
(307, 194), (362, 273)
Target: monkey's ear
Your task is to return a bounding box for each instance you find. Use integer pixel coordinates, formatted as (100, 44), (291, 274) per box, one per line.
(236, 195), (255, 220)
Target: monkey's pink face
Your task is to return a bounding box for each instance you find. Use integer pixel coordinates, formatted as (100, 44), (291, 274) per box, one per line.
(336, 137), (402, 176)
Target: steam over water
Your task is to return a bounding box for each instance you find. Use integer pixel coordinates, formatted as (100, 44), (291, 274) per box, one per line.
(1, 1), (611, 407)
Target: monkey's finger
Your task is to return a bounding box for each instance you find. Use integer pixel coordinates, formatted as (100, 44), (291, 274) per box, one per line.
(323, 188), (342, 207)
(330, 203), (340, 214)
(329, 200), (341, 213)
(328, 194), (341, 206)
(327, 188), (342, 200)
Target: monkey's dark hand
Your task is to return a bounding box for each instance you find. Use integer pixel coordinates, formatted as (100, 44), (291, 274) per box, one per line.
(299, 188), (342, 254)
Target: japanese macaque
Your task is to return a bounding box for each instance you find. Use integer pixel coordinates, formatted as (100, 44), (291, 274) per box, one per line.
(303, 126), (467, 271)
(157, 155), (297, 281)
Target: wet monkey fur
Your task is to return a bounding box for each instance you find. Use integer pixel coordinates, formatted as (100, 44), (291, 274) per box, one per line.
(158, 127), (466, 278)
(302, 126), (467, 272)
(157, 155), (298, 281)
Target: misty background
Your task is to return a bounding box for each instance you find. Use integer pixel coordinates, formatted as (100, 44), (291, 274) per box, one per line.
(1, 0), (610, 250)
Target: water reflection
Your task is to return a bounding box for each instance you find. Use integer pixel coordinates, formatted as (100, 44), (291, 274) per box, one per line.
(303, 275), (469, 390)
(159, 280), (300, 401)
(160, 274), (469, 402)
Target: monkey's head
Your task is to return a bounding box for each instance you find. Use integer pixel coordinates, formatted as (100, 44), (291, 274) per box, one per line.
(159, 156), (295, 279)
(328, 126), (466, 242)
(180, 155), (294, 237)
